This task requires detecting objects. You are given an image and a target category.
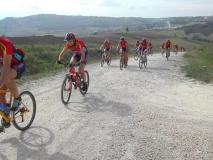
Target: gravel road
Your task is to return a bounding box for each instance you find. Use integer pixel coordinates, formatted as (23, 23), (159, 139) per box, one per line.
(1, 52), (213, 160)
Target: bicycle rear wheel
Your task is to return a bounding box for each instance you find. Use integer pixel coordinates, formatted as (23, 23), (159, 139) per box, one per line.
(12, 91), (36, 131)
(61, 75), (72, 104)
(80, 70), (89, 95)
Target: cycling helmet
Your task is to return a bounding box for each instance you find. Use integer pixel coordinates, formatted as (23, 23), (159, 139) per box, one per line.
(167, 39), (170, 42)
(142, 38), (146, 41)
(104, 39), (109, 43)
(136, 40), (139, 43)
(120, 37), (124, 41)
(64, 32), (75, 41)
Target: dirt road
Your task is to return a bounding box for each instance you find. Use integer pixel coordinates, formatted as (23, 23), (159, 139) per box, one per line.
(1, 52), (213, 160)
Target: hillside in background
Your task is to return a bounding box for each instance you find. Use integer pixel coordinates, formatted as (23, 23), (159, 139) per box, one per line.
(0, 14), (212, 38)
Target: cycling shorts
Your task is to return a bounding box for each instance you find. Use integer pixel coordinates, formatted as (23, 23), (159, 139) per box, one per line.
(73, 51), (89, 64)
(0, 60), (26, 79)
(140, 47), (147, 51)
(120, 47), (127, 52)
(165, 46), (170, 50)
(105, 48), (111, 51)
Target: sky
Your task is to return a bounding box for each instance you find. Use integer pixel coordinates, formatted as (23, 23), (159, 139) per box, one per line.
(0, 0), (213, 20)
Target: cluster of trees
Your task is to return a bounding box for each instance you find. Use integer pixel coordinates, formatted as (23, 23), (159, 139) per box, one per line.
(180, 22), (213, 36)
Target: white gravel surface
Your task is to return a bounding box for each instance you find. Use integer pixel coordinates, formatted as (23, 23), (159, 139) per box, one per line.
(1, 52), (213, 160)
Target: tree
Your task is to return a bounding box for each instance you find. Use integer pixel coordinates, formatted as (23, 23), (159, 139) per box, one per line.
(126, 27), (129, 33)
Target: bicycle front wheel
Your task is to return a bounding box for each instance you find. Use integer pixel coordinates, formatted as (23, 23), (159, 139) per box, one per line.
(120, 58), (123, 70)
(80, 70), (89, 95)
(61, 75), (72, 104)
(139, 57), (143, 69)
(12, 91), (36, 131)
(101, 55), (104, 67)
(134, 52), (139, 60)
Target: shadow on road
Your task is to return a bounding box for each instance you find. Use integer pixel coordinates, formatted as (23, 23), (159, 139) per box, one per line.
(0, 126), (74, 160)
(64, 92), (132, 117)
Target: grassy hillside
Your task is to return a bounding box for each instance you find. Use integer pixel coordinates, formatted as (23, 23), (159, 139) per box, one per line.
(182, 43), (213, 82)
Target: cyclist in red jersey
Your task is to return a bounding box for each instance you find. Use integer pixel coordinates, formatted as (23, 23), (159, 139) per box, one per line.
(164, 39), (172, 57)
(134, 40), (140, 50)
(138, 38), (149, 60)
(116, 37), (128, 66)
(160, 42), (165, 56)
(100, 39), (112, 64)
(148, 42), (153, 55)
(56, 32), (88, 91)
(0, 36), (26, 116)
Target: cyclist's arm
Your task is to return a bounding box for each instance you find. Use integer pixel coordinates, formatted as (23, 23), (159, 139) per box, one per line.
(0, 55), (12, 88)
(58, 47), (68, 61)
(100, 45), (104, 50)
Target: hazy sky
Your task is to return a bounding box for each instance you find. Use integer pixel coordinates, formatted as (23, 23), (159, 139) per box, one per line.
(1, 0), (213, 20)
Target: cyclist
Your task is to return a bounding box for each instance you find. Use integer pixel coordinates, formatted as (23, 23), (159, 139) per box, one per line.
(100, 39), (112, 64)
(116, 37), (128, 66)
(180, 45), (183, 52)
(148, 42), (153, 55)
(0, 37), (26, 116)
(174, 43), (178, 53)
(56, 32), (88, 91)
(134, 40), (140, 50)
(160, 42), (165, 56)
(138, 38), (149, 61)
(164, 39), (172, 58)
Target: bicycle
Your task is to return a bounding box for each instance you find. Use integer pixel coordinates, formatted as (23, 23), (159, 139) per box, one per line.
(165, 47), (170, 61)
(139, 50), (147, 69)
(134, 50), (140, 60)
(101, 49), (111, 67)
(148, 47), (153, 56)
(119, 50), (127, 70)
(0, 89), (36, 133)
(59, 62), (89, 105)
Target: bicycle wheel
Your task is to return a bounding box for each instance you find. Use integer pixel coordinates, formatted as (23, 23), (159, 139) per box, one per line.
(101, 55), (104, 67)
(144, 57), (147, 67)
(80, 70), (89, 95)
(120, 58), (123, 70)
(134, 52), (139, 60)
(12, 91), (36, 131)
(139, 57), (143, 69)
(61, 75), (72, 104)
(107, 55), (111, 66)
(166, 52), (169, 61)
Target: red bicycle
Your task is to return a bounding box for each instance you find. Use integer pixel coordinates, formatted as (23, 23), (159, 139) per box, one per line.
(59, 62), (89, 105)
(119, 50), (127, 70)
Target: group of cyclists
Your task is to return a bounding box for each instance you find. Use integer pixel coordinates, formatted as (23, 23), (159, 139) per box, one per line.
(160, 40), (185, 57)
(99, 37), (154, 67)
(0, 32), (185, 121)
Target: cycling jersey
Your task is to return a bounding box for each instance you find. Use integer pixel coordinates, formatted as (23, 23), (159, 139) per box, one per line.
(134, 43), (140, 48)
(139, 41), (148, 49)
(165, 41), (172, 47)
(102, 42), (112, 50)
(118, 40), (128, 48)
(0, 37), (25, 66)
(160, 43), (165, 48)
(65, 39), (88, 56)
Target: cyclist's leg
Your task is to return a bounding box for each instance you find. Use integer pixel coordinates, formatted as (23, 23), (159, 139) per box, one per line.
(107, 51), (110, 63)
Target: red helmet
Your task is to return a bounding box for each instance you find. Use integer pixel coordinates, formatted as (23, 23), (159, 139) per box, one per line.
(142, 38), (146, 41)
(104, 39), (109, 43)
(64, 32), (75, 41)
(167, 39), (170, 42)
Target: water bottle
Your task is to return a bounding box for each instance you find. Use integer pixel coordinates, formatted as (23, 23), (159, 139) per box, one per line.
(0, 103), (5, 113)
(0, 103), (10, 116)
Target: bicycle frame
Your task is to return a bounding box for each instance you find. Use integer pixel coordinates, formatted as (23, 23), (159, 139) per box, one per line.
(68, 67), (81, 89)
(0, 90), (13, 123)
